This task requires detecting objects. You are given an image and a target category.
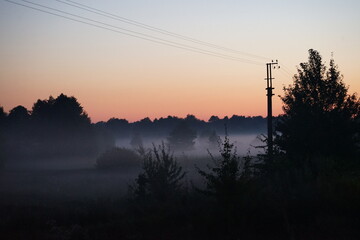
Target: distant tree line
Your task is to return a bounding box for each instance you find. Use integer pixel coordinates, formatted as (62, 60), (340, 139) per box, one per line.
(98, 113), (267, 139)
(0, 95), (269, 159)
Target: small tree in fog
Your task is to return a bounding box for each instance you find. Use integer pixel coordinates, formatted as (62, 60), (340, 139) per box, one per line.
(130, 132), (143, 149)
(197, 134), (253, 235)
(197, 134), (252, 202)
(208, 129), (220, 149)
(132, 143), (185, 202)
(167, 121), (196, 151)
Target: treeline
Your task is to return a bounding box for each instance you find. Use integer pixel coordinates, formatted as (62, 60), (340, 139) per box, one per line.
(100, 114), (267, 139)
(0, 94), (267, 159)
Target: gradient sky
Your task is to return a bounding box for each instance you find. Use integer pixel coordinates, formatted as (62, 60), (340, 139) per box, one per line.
(1, 0), (359, 122)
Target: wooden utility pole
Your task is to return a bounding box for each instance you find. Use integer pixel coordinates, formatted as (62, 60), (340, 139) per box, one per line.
(266, 60), (278, 159)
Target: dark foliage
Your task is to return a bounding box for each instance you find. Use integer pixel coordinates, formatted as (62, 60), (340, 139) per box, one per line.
(106, 117), (130, 138)
(276, 49), (360, 160)
(196, 134), (255, 238)
(99, 114), (267, 140)
(8, 105), (30, 123)
(2, 94), (97, 158)
(32, 93), (90, 127)
(267, 49), (360, 239)
(131, 143), (185, 202)
(197, 135), (252, 199)
(0, 106), (7, 120)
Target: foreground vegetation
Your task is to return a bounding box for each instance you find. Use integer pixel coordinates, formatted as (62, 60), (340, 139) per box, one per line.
(1, 151), (359, 240)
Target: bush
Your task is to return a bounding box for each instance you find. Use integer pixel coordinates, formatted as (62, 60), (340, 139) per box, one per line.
(196, 134), (256, 238)
(131, 143), (186, 202)
(197, 134), (253, 202)
(95, 147), (141, 170)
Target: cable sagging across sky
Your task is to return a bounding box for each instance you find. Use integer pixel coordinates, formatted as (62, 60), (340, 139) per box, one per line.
(5, 0), (269, 66)
(55, 0), (271, 62)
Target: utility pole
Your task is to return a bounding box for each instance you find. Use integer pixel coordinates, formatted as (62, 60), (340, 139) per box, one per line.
(265, 60), (279, 159)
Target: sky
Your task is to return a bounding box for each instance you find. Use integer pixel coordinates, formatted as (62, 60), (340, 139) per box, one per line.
(1, 0), (359, 123)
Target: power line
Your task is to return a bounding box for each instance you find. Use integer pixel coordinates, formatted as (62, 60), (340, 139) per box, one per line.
(278, 68), (292, 79)
(278, 61), (295, 77)
(6, 0), (264, 65)
(56, 0), (271, 61)
(22, 0), (264, 65)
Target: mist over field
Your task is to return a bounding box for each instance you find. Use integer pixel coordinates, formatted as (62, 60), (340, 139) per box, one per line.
(0, 95), (267, 207)
(116, 133), (264, 157)
(0, 132), (263, 205)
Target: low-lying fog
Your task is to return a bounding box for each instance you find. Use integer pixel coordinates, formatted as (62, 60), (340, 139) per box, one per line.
(116, 133), (264, 157)
(0, 134), (264, 206)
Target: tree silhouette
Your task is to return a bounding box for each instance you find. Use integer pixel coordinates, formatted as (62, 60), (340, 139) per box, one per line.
(208, 129), (220, 148)
(197, 134), (251, 200)
(208, 115), (220, 122)
(276, 49), (360, 160)
(167, 120), (196, 151)
(29, 94), (94, 156)
(106, 118), (130, 138)
(197, 134), (253, 237)
(32, 94), (90, 127)
(8, 105), (30, 123)
(0, 107), (6, 121)
(0, 107), (6, 166)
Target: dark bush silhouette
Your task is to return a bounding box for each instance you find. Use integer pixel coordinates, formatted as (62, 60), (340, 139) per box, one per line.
(95, 147), (140, 170)
(196, 134), (254, 238)
(197, 134), (252, 200)
(131, 143), (185, 202)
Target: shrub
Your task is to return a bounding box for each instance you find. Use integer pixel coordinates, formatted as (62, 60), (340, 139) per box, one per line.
(196, 134), (255, 238)
(197, 135), (252, 202)
(131, 143), (186, 202)
(95, 147), (140, 170)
